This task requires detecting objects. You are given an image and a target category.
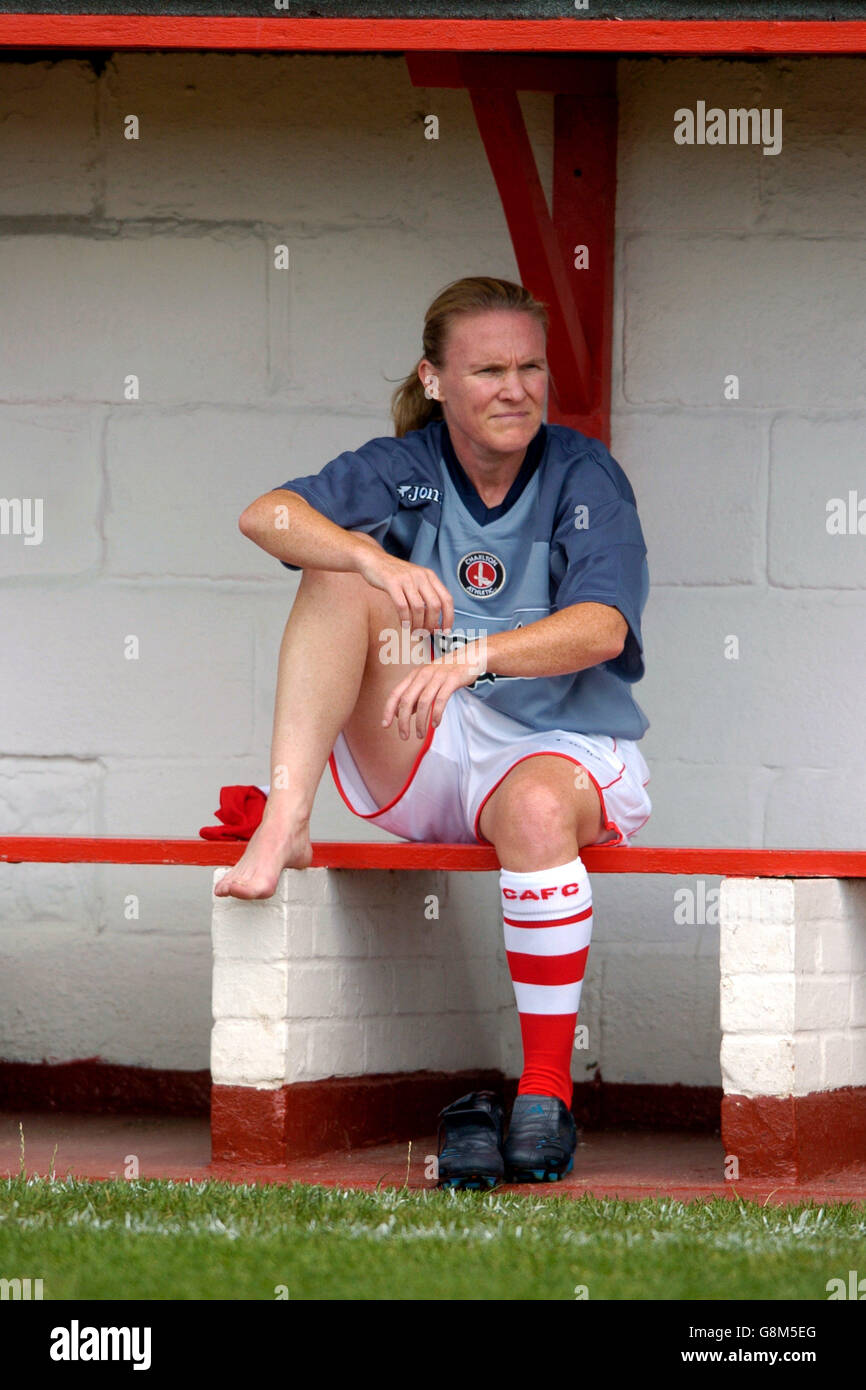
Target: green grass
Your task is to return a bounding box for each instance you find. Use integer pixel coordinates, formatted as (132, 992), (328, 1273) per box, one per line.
(2, 1174), (864, 1300)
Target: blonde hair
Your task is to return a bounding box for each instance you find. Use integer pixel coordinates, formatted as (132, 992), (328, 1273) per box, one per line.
(389, 276), (549, 438)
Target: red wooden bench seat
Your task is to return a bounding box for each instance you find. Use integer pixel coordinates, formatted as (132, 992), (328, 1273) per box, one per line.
(2, 836), (866, 877)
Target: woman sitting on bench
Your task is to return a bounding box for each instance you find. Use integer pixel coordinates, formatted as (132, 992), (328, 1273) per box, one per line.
(216, 275), (652, 1186)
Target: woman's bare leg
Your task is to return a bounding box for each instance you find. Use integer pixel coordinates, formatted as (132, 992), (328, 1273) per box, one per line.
(214, 567), (424, 899)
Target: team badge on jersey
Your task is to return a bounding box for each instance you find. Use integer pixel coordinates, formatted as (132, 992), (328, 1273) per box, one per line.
(457, 550), (506, 599)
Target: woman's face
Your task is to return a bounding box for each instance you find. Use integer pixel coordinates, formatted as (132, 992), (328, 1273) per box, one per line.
(419, 309), (548, 459)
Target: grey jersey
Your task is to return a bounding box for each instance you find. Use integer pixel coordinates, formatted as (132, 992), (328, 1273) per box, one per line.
(276, 418), (650, 740)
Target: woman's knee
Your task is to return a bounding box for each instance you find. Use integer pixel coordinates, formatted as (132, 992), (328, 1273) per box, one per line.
(488, 779), (573, 862)
(485, 763), (602, 868)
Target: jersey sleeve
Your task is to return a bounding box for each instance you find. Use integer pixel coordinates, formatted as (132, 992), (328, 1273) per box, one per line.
(551, 443), (649, 681)
(272, 436), (402, 571)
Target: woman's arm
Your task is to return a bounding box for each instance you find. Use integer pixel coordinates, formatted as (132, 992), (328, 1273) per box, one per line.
(240, 489), (378, 572)
(476, 603), (627, 679)
(239, 489), (454, 631)
(382, 602), (628, 741)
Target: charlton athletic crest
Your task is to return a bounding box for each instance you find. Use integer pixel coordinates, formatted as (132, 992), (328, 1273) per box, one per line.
(457, 550), (506, 599)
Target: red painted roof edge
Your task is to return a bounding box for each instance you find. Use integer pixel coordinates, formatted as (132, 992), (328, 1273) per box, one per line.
(1, 17), (866, 55)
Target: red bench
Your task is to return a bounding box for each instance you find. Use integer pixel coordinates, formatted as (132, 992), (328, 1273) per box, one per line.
(3, 836), (866, 877)
(2, 837), (865, 1183)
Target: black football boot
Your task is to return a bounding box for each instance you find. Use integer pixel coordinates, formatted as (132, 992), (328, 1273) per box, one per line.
(503, 1094), (578, 1183)
(435, 1090), (505, 1191)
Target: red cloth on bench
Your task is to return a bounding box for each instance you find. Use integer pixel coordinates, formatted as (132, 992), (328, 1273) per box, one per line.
(199, 785), (266, 841)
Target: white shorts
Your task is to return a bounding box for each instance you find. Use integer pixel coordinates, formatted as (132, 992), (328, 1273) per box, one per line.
(329, 686), (652, 847)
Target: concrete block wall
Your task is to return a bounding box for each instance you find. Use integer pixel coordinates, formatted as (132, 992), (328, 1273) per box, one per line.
(211, 868), (511, 1089)
(213, 868), (866, 1099)
(213, 867), (866, 1175)
(720, 877), (866, 1098)
(2, 50), (865, 1083)
(719, 875), (866, 1180)
(211, 863), (723, 1096)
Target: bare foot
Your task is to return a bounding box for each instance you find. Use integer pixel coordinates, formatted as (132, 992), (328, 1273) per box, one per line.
(213, 813), (313, 900)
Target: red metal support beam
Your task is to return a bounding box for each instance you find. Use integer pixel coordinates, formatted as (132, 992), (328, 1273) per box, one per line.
(553, 87), (617, 443)
(407, 52), (616, 441)
(466, 86), (593, 420)
(2, 18), (866, 54)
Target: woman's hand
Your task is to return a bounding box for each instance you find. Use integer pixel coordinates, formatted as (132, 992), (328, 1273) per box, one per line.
(356, 541), (454, 634)
(382, 644), (486, 741)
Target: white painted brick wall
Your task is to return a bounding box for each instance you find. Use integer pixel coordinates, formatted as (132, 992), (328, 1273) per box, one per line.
(213, 868), (866, 1095)
(720, 878), (866, 1097)
(2, 51), (865, 1084)
(211, 866), (508, 1084)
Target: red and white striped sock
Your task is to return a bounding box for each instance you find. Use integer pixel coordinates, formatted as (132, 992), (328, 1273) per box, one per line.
(500, 854), (593, 1109)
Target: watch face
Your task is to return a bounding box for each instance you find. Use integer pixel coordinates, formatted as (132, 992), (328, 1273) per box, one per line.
(457, 550), (506, 600)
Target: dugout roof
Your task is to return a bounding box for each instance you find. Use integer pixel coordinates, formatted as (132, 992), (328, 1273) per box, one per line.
(4, 2), (866, 16)
(2, 1), (864, 441)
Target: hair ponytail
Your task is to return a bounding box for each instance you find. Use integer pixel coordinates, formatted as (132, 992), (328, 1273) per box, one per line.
(390, 366), (442, 439)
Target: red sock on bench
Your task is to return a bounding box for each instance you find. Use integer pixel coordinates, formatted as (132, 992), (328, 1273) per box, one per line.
(500, 854), (593, 1109)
